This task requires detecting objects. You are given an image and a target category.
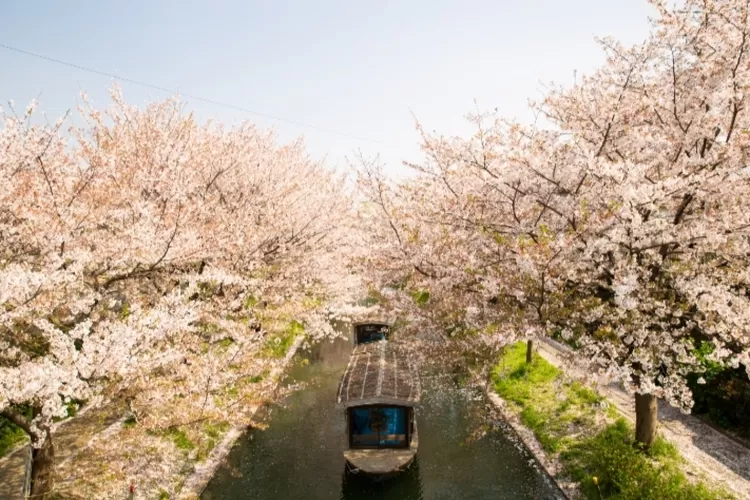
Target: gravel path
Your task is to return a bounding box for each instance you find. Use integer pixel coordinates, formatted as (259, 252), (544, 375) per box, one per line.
(0, 445), (26, 499)
(536, 338), (750, 500)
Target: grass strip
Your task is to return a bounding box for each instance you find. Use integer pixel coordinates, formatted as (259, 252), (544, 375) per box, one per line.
(492, 342), (732, 500)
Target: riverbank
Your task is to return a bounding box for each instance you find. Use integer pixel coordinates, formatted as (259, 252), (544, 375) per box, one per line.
(489, 342), (736, 500)
(178, 334), (304, 499)
(485, 390), (576, 499)
(0, 330), (306, 500)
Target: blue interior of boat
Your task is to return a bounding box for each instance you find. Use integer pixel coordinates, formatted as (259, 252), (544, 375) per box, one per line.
(355, 324), (389, 344)
(351, 406), (407, 447)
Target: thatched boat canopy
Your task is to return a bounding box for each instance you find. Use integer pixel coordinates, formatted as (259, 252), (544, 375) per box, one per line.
(337, 341), (420, 408)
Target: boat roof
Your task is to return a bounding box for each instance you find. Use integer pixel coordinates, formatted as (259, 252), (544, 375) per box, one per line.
(337, 340), (420, 408)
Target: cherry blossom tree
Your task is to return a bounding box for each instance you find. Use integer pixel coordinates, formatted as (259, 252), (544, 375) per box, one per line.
(536, 0), (750, 446)
(0, 88), (352, 497)
(355, 0), (750, 448)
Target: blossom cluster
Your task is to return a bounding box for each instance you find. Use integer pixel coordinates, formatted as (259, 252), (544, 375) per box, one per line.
(353, 0), (750, 411)
(0, 87), (355, 447)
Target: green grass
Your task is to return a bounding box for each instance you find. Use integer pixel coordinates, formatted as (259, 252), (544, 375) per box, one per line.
(195, 421), (230, 462)
(216, 337), (235, 349)
(262, 320), (304, 358)
(244, 294), (259, 309)
(493, 342), (732, 500)
(0, 416), (27, 456)
(165, 428), (195, 451)
(493, 342), (600, 453)
(563, 419), (731, 500)
(204, 421), (229, 440)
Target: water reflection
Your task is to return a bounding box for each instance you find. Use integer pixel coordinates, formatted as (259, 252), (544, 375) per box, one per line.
(201, 334), (563, 500)
(340, 458), (423, 500)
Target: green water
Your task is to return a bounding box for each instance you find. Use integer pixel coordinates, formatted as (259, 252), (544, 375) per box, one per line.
(201, 337), (564, 500)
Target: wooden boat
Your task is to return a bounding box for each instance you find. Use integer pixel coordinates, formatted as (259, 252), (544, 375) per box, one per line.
(337, 340), (420, 476)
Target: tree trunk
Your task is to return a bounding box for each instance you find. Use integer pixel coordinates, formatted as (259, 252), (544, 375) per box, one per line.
(526, 340), (533, 364)
(29, 434), (55, 499)
(635, 393), (657, 448)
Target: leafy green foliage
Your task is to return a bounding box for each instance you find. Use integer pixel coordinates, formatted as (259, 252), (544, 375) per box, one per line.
(689, 365), (750, 439)
(204, 421), (229, 439)
(216, 337), (235, 349)
(53, 399), (82, 423)
(693, 342), (725, 380)
(119, 301), (131, 320)
(551, 327), (581, 349)
(687, 341), (750, 440)
(358, 287), (386, 307)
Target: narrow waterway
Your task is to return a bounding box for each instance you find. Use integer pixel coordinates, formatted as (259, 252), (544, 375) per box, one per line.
(202, 335), (564, 500)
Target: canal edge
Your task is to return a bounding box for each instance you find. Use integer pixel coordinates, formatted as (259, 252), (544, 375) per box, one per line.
(178, 334), (306, 499)
(485, 387), (577, 499)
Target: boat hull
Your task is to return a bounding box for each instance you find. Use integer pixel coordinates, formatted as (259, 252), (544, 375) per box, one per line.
(343, 423), (418, 476)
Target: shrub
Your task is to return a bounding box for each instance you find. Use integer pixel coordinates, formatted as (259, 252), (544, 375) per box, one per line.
(688, 365), (750, 440)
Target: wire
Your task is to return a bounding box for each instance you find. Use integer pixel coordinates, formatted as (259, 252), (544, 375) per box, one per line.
(0, 42), (391, 146)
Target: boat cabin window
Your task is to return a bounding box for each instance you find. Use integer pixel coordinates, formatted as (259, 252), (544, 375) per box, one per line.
(349, 406), (408, 448)
(355, 324), (389, 344)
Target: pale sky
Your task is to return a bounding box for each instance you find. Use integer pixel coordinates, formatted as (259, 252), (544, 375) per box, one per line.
(0, 1), (653, 175)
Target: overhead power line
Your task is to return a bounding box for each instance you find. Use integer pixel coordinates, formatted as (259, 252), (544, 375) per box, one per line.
(0, 42), (390, 146)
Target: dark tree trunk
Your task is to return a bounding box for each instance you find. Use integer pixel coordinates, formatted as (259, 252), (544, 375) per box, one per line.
(635, 393), (657, 448)
(526, 340), (533, 364)
(30, 433), (55, 499)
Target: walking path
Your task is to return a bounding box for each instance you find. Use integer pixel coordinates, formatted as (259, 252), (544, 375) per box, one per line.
(536, 338), (750, 500)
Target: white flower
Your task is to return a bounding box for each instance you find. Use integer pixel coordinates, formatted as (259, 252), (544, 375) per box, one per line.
(25, 99), (38, 117)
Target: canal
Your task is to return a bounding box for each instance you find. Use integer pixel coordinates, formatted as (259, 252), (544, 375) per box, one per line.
(202, 335), (564, 500)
